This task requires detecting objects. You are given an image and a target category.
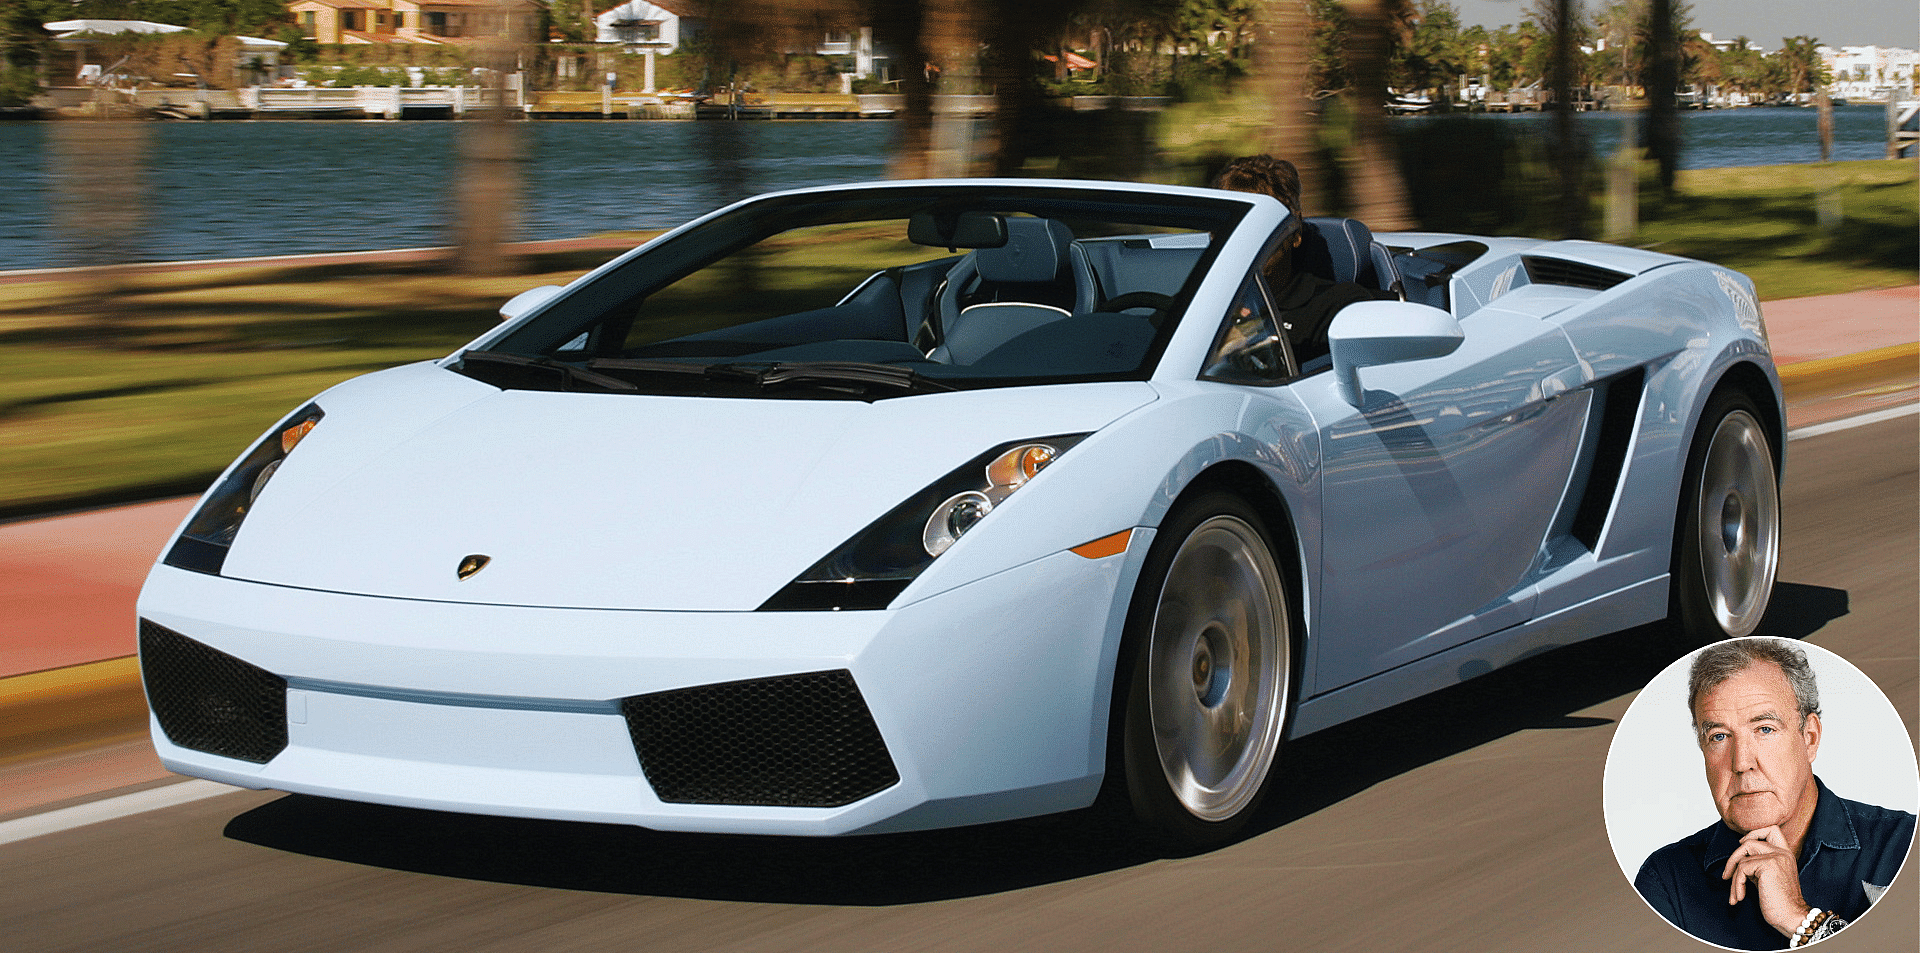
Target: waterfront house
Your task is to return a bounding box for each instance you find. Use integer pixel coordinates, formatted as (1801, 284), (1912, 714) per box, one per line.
(1820, 45), (1920, 101)
(287, 0), (543, 45)
(593, 1), (700, 53)
(44, 19), (288, 86)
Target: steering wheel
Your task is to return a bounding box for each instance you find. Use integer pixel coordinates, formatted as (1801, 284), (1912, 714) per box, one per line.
(1100, 291), (1177, 326)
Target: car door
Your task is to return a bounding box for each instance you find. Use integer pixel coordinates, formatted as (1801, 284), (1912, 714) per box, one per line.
(1296, 303), (1590, 692)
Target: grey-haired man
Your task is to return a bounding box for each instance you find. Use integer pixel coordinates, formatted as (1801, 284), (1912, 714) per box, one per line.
(1634, 639), (1914, 950)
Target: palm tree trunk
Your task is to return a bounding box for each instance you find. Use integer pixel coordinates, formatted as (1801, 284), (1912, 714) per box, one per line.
(980, 0), (1040, 176)
(1340, 0), (1414, 228)
(872, 0), (937, 178)
(1646, 0), (1680, 198)
(1547, 0), (1585, 239)
(1254, 0), (1323, 212)
(453, 16), (524, 276)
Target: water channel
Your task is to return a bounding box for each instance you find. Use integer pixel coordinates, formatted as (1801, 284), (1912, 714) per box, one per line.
(0, 104), (1902, 272)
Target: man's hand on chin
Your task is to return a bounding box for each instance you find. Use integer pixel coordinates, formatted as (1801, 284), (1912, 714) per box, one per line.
(1722, 825), (1810, 937)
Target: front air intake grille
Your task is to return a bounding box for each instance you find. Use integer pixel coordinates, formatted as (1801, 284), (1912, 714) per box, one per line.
(139, 619), (288, 764)
(620, 670), (899, 807)
(1522, 256), (1632, 291)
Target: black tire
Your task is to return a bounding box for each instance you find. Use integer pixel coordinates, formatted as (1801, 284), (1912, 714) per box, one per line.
(1113, 491), (1293, 851)
(1670, 388), (1781, 642)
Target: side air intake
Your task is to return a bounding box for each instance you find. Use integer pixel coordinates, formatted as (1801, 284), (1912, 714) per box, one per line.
(139, 619), (288, 764)
(620, 670), (899, 807)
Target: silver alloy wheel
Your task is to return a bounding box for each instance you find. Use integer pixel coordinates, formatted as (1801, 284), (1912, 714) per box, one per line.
(1145, 515), (1288, 822)
(1694, 409), (1779, 636)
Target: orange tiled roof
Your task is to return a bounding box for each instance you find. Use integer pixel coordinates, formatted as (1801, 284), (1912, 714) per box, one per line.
(290, 0), (385, 9)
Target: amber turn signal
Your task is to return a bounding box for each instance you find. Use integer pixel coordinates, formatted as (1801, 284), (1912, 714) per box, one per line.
(1071, 529), (1132, 560)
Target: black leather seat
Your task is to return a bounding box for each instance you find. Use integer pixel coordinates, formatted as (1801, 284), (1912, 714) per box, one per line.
(1298, 217), (1403, 298)
(930, 217), (1095, 364)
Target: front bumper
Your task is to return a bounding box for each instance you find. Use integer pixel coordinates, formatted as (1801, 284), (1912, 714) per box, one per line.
(136, 538), (1145, 836)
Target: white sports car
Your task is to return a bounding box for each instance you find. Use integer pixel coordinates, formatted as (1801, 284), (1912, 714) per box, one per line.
(139, 179), (1781, 848)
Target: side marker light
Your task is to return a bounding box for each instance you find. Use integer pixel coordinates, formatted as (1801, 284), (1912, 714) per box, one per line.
(1071, 530), (1132, 560)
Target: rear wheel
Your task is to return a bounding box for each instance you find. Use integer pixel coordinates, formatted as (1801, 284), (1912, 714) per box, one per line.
(1117, 492), (1291, 850)
(1672, 390), (1780, 641)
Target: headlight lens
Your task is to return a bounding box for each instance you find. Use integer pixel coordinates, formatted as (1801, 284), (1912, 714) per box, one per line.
(760, 433), (1087, 611)
(921, 443), (1065, 557)
(923, 490), (992, 557)
(163, 404), (324, 575)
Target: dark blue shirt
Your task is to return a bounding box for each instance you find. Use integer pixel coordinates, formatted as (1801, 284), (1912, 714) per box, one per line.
(1634, 777), (1916, 950)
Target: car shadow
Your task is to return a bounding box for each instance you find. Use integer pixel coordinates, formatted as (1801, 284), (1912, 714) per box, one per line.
(222, 582), (1847, 904)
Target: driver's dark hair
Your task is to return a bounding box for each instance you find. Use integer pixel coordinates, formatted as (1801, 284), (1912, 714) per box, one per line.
(1687, 638), (1820, 730)
(1213, 154), (1302, 216)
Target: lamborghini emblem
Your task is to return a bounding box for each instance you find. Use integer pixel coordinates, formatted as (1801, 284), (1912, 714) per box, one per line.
(457, 554), (491, 580)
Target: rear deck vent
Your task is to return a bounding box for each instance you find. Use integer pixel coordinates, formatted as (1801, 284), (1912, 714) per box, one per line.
(1523, 256), (1631, 292)
(139, 619), (288, 764)
(620, 669), (899, 807)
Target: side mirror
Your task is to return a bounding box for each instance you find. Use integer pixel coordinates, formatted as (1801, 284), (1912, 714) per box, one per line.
(498, 284), (564, 322)
(1328, 300), (1464, 406)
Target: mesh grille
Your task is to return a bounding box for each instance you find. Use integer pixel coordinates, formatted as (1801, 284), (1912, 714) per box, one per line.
(139, 619), (288, 764)
(620, 670), (899, 807)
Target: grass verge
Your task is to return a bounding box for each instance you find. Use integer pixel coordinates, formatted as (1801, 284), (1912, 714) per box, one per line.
(1635, 160), (1919, 300)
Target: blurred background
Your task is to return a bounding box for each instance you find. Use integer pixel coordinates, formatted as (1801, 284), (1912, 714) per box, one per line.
(0, 0), (1915, 518)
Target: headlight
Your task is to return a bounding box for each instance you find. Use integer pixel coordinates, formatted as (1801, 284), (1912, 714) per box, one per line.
(163, 404), (324, 575)
(921, 443), (1064, 557)
(760, 434), (1087, 611)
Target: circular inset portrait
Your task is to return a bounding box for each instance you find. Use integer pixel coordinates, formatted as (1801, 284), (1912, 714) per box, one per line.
(1604, 637), (1918, 950)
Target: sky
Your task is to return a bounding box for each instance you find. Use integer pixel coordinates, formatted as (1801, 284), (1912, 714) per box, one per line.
(1445, 0), (1920, 51)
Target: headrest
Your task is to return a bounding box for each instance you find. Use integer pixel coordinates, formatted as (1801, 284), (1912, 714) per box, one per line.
(1299, 217), (1379, 287)
(974, 217), (1073, 284)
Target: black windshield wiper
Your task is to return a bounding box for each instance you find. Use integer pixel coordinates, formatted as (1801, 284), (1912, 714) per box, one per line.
(458, 350), (638, 393)
(467, 352), (952, 399)
(749, 361), (955, 397)
(599, 358), (951, 397)
(587, 357), (756, 380)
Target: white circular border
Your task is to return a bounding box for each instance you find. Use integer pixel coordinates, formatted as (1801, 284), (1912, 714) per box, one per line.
(1603, 638), (1919, 885)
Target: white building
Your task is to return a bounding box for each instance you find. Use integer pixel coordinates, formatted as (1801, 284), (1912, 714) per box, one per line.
(594, 1), (697, 53)
(44, 19), (288, 86)
(1697, 32), (1766, 55)
(1820, 45), (1919, 100)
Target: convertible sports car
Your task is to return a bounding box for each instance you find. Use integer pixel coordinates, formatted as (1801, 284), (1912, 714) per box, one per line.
(138, 178), (1781, 848)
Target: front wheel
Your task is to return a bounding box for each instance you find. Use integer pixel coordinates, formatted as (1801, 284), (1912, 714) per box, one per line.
(1671, 390), (1780, 641)
(1116, 492), (1292, 850)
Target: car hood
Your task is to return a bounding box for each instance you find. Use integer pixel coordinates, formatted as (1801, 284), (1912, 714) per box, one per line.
(220, 366), (1157, 610)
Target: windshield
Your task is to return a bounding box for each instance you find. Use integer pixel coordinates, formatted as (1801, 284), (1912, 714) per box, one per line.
(464, 185), (1247, 399)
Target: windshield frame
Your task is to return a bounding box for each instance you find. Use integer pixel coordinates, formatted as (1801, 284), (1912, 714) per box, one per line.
(465, 181), (1257, 397)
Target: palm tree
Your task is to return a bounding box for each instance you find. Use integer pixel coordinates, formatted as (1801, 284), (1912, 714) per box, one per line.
(866, 0), (938, 178)
(1338, 0), (1414, 228)
(1778, 35), (1823, 99)
(1532, 0), (1585, 238)
(1645, 0), (1680, 197)
(1253, 0), (1325, 211)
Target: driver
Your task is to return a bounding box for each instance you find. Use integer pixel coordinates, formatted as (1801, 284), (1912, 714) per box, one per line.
(1212, 154), (1396, 363)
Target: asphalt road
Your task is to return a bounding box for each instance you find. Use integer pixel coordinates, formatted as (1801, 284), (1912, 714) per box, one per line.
(2, 414), (1914, 953)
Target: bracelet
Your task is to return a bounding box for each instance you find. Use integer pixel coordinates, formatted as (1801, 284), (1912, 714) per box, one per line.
(1790, 908), (1821, 948)
(1790, 908), (1835, 948)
